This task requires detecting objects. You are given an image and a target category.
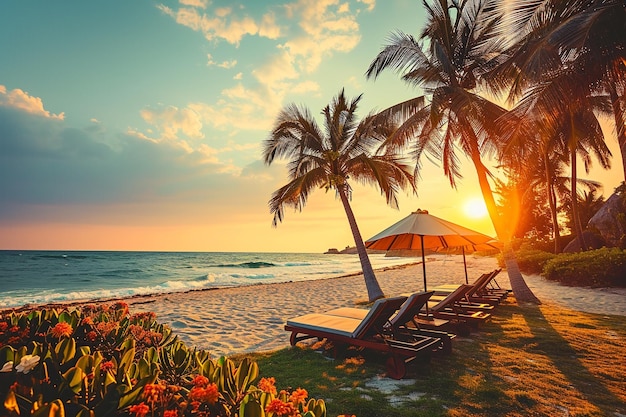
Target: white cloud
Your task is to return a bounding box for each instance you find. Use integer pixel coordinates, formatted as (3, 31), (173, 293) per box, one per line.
(155, 0), (373, 148)
(218, 59), (237, 69)
(159, 3), (281, 46)
(207, 54), (237, 68)
(140, 104), (204, 140)
(0, 85), (64, 120)
(180, 0), (210, 8)
(259, 12), (281, 39)
(188, 84), (278, 132)
(290, 80), (320, 95)
(358, 0), (376, 11)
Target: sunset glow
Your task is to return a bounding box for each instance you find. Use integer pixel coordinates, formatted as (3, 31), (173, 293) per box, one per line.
(0, 1), (621, 253)
(463, 198), (489, 219)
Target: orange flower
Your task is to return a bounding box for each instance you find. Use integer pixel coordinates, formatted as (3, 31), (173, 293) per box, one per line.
(143, 383), (166, 403)
(96, 321), (118, 335)
(289, 388), (308, 406)
(188, 383), (219, 405)
(129, 402), (150, 417)
(113, 301), (129, 314)
(163, 410), (179, 417)
(258, 377), (277, 395)
(191, 375), (209, 387)
(265, 398), (297, 416)
(50, 322), (73, 338)
(100, 361), (115, 372)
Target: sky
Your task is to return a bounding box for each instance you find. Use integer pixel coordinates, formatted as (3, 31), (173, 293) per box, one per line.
(0, 0), (622, 253)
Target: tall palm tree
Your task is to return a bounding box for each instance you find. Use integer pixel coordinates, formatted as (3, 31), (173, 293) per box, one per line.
(366, 0), (542, 303)
(263, 89), (416, 302)
(500, 96), (611, 252)
(494, 0), (625, 181)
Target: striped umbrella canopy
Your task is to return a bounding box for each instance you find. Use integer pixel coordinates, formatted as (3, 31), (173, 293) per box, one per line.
(365, 209), (498, 290)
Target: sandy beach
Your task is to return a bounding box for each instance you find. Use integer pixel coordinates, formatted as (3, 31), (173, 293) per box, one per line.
(122, 254), (626, 358)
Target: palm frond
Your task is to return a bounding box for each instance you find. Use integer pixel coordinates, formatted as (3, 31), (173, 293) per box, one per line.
(268, 167), (327, 226)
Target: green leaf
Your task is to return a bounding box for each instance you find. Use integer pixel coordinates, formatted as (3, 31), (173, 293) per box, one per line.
(63, 366), (86, 394)
(32, 399), (65, 417)
(54, 337), (77, 365)
(118, 347), (136, 380)
(0, 346), (15, 365)
(117, 374), (157, 409)
(239, 395), (264, 417)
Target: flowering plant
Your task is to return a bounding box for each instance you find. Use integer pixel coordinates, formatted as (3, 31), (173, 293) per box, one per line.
(0, 305), (328, 417)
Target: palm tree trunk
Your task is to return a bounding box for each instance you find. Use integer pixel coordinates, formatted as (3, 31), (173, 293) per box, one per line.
(570, 142), (587, 251)
(609, 85), (626, 183)
(337, 185), (385, 302)
(544, 155), (561, 253)
(471, 150), (541, 304)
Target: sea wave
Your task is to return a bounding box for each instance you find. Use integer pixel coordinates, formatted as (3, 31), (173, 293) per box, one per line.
(0, 251), (419, 310)
(214, 261), (276, 268)
(0, 278), (229, 309)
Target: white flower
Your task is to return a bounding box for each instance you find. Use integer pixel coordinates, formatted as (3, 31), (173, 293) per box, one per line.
(15, 355), (40, 374)
(0, 361), (13, 372)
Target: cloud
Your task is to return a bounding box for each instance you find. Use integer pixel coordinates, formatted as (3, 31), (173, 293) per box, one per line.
(358, 0), (376, 11)
(0, 96), (274, 226)
(0, 85), (65, 120)
(188, 84), (278, 132)
(207, 54), (237, 68)
(152, 0), (374, 150)
(179, 0), (209, 8)
(218, 59), (237, 69)
(140, 104), (204, 140)
(158, 4), (281, 46)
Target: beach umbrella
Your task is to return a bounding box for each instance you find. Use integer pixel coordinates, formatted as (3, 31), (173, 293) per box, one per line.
(436, 240), (503, 284)
(365, 209), (498, 290)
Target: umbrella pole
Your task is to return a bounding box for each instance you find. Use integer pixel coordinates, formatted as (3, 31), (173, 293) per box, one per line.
(420, 235), (432, 319)
(420, 235), (427, 291)
(463, 246), (468, 284)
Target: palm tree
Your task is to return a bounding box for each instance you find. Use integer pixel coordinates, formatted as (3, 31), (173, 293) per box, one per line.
(494, 0), (625, 181)
(366, 0), (542, 303)
(500, 93), (611, 252)
(561, 189), (606, 235)
(262, 89), (416, 302)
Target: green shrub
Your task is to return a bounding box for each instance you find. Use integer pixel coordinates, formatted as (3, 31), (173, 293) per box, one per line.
(498, 247), (556, 275)
(542, 247), (626, 287)
(0, 304), (327, 417)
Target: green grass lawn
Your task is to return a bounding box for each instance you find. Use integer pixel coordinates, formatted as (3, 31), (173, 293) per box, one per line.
(236, 299), (626, 417)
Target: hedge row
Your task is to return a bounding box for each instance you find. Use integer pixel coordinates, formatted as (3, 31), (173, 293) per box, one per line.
(506, 247), (626, 287)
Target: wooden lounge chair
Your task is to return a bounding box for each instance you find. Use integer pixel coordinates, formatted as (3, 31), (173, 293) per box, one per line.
(325, 291), (456, 353)
(419, 284), (492, 328)
(430, 269), (507, 305)
(285, 296), (443, 379)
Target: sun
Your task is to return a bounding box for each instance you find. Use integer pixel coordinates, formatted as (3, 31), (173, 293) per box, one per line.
(463, 198), (488, 219)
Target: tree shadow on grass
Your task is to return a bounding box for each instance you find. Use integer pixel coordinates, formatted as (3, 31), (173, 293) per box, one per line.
(485, 300), (626, 415)
(397, 298), (626, 416)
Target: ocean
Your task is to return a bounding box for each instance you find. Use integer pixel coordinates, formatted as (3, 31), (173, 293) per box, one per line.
(0, 250), (417, 309)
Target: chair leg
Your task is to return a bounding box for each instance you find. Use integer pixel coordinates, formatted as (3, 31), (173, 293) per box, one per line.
(385, 355), (407, 380)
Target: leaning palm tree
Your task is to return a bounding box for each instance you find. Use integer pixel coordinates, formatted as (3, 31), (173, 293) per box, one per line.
(366, 0), (541, 303)
(494, 0), (625, 181)
(263, 89), (416, 302)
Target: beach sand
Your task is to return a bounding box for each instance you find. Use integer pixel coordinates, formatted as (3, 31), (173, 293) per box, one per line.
(123, 254), (626, 358)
